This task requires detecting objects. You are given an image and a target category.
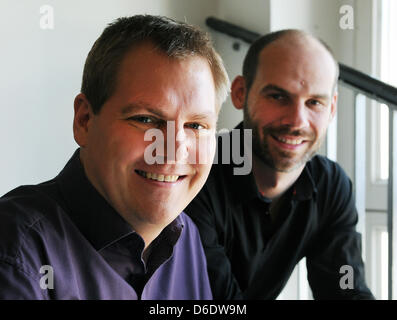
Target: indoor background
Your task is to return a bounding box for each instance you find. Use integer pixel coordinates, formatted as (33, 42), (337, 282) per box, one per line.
(1, 0), (395, 299)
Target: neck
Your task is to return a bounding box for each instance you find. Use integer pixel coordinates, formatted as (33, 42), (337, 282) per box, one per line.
(252, 155), (305, 199)
(120, 215), (165, 253)
(134, 225), (162, 252)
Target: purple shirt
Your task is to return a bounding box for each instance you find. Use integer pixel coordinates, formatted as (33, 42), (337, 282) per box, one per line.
(0, 150), (212, 300)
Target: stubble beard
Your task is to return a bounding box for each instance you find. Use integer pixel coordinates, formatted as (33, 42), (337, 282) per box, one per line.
(243, 105), (325, 173)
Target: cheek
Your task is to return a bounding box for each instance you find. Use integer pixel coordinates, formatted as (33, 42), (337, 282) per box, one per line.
(250, 107), (278, 130)
(187, 134), (216, 187)
(103, 126), (149, 165)
(311, 113), (332, 137)
(183, 131), (216, 165)
(189, 163), (213, 200)
(196, 133), (216, 165)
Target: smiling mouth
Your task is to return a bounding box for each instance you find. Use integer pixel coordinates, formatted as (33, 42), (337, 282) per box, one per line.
(135, 170), (184, 183)
(271, 135), (306, 145)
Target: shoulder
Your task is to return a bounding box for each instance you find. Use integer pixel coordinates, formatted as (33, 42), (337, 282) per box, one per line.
(308, 155), (346, 176)
(0, 183), (63, 272)
(0, 180), (62, 228)
(0, 185), (49, 239)
(307, 155), (351, 191)
(307, 156), (357, 225)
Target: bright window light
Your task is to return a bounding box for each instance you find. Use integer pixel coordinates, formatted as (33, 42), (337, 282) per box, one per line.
(379, 0), (397, 180)
(380, 230), (388, 300)
(379, 104), (389, 180)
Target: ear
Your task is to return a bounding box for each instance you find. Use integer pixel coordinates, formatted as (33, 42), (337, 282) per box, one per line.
(329, 91), (338, 122)
(73, 93), (93, 147)
(231, 76), (247, 110)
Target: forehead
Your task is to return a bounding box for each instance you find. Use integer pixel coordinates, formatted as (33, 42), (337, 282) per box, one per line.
(254, 36), (336, 94)
(106, 43), (217, 116)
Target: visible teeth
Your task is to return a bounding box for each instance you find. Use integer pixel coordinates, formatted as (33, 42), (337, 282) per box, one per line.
(137, 170), (179, 182)
(277, 137), (303, 145)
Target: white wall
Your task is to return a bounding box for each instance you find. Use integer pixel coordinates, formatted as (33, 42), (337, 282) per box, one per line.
(214, 0), (271, 130)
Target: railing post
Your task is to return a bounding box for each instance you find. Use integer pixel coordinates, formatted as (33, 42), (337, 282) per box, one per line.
(354, 93), (367, 259)
(388, 107), (397, 300)
(326, 105), (337, 162)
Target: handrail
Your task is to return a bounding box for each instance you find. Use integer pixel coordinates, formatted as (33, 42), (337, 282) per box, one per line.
(206, 16), (397, 108)
(206, 17), (261, 43)
(340, 65), (397, 108)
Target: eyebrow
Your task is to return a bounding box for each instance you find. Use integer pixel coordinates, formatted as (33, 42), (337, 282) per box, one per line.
(261, 84), (330, 101)
(261, 84), (290, 96)
(120, 102), (166, 118)
(120, 102), (217, 121)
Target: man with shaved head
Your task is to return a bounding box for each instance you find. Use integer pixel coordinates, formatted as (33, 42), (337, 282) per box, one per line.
(185, 30), (374, 300)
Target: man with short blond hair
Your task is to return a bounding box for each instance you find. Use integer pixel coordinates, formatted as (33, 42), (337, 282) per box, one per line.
(0, 15), (229, 299)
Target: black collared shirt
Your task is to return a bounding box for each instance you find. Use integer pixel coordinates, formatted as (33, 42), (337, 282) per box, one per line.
(0, 150), (212, 299)
(185, 123), (374, 300)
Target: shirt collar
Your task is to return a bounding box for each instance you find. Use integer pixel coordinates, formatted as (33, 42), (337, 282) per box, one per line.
(233, 122), (318, 203)
(56, 149), (184, 251)
(291, 163), (318, 201)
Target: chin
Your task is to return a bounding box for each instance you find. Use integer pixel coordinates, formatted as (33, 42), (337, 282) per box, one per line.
(274, 163), (302, 173)
(274, 154), (314, 172)
(141, 205), (182, 226)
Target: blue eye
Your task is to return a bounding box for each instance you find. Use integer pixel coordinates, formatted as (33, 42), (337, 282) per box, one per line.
(307, 99), (322, 107)
(267, 93), (289, 104)
(186, 123), (204, 130)
(127, 115), (167, 128)
(270, 94), (284, 100)
(267, 92), (288, 100)
(127, 115), (159, 124)
(134, 116), (153, 123)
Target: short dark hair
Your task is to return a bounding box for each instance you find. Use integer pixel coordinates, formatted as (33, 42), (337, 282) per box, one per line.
(242, 29), (339, 93)
(81, 15), (229, 114)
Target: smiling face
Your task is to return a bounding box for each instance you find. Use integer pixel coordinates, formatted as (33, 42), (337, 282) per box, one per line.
(233, 35), (337, 173)
(74, 42), (217, 238)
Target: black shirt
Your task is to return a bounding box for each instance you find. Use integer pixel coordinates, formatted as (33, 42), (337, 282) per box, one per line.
(185, 123), (374, 300)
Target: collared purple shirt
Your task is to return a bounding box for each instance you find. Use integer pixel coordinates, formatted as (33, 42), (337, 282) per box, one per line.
(0, 150), (212, 300)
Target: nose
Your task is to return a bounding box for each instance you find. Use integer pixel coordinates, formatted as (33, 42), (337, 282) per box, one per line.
(280, 100), (310, 130)
(174, 128), (189, 164)
(163, 121), (189, 164)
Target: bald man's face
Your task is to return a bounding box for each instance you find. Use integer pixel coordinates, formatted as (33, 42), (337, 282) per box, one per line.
(239, 36), (337, 172)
